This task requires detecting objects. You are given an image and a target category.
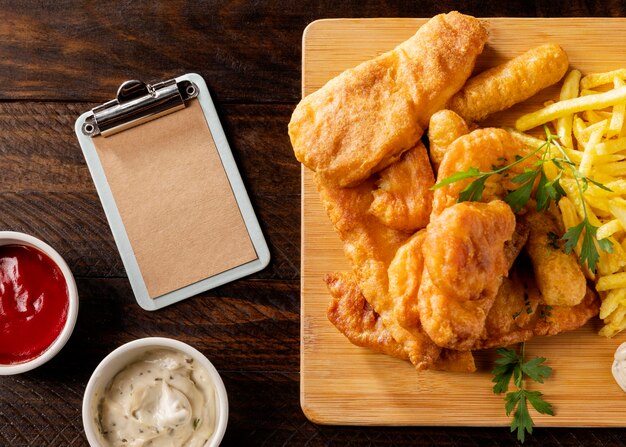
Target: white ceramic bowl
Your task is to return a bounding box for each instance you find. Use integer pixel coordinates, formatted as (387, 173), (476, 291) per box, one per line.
(0, 231), (79, 375)
(83, 337), (228, 447)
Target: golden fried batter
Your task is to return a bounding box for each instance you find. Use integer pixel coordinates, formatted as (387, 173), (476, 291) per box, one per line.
(388, 230), (427, 331)
(317, 176), (442, 369)
(523, 208), (587, 306)
(326, 271), (408, 360)
(417, 200), (516, 350)
(325, 271), (476, 372)
(289, 12), (488, 187)
(448, 43), (569, 123)
(432, 128), (537, 216)
(369, 142), (434, 231)
(473, 267), (599, 350)
(427, 109), (470, 172)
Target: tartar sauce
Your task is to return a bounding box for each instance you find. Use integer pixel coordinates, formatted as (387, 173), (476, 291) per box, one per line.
(98, 349), (216, 446)
(612, 342), (626, 392)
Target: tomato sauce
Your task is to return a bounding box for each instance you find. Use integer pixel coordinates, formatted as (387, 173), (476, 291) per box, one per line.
(0, 244), (69, 365)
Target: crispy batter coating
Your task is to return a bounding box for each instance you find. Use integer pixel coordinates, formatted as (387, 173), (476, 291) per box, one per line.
(369, 142), (434, 231)
(448, 43), (569, 123)
(432, 128), (537, 216)
(317, 176), (442, 369)
(472, 264), (600, 350)
(289, 12), (488, 187)
(326, 271), (408, 360)
(325, 271), (476, 372)
(523, 208), (587, 306)
(427, 109), (470, 172)
(417, 201), (516, 350)
(388, 230), (427, 331)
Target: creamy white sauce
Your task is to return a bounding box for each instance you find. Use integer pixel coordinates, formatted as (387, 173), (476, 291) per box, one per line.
(612, 342), (626, 392)
(98, 349), (216, 447)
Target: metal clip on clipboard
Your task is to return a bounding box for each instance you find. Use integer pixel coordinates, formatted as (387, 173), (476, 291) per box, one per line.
(81, 78), (198, 137)
(75, 73), (270, 311)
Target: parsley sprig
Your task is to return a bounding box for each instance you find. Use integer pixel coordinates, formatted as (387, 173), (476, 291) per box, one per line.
(492, 344), (554, 443)
(431, 126), (613, 272)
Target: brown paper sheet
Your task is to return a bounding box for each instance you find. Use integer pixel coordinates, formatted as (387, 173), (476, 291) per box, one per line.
(93, 100), (258, 298)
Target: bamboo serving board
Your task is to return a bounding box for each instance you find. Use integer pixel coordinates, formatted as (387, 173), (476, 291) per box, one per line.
(300, 18), (626, 426)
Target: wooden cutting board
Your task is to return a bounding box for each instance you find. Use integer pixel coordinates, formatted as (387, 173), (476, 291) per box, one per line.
(300, 17), (626, 426)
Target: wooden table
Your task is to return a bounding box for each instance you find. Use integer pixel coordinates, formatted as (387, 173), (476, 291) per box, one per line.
(1, 1), (626, 446)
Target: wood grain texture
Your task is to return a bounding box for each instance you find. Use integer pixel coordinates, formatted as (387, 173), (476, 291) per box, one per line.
(3, 1), (626, 446)
(1, 0), (624, 104)
(0, 102), (300, 279)
(301, 18), (626, 427)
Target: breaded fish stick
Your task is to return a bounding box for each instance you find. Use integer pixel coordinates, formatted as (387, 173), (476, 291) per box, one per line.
(448, 43), (569, 123)
(289, 12), (488, 187)
(523, 209), (587, 306)
(427, 109), (469, 172)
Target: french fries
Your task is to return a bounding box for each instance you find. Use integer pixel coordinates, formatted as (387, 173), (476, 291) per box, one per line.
(515, 85), (626, 131)
(515, 68), (626, 337)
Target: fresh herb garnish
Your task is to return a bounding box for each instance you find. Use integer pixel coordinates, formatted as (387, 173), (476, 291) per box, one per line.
(432, 126), (613, 272)
(492, 344), (554, 443)
(540, 305), (553, 321)
(547, 231), (560, 249)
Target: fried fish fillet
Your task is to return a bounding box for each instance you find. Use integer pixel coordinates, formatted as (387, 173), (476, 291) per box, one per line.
(432, 128), (537, 216)
(388, 230), (427, 332)
(290, 12), (488, 187)
(317, 176), (442, 369)
(368, 142), (434, 231)
(326, 271), (414, 361)
(473, 261), (600, 350)
(325, 271), (476, 372)
(427, 109), (470, 172)
(417, 200), (516, 350)
(448, 43), (569, 123)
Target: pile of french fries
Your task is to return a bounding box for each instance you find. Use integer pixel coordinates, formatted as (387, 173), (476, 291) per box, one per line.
(512, 68), (626, 337)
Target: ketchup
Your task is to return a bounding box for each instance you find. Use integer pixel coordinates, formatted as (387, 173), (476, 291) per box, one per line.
(0, 244), (69, 364)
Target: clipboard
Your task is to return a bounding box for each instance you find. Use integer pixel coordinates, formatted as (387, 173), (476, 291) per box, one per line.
(75, 73), (270, 310)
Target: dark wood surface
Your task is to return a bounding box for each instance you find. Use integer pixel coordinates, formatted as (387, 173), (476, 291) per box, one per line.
(2, 1), (626, 445)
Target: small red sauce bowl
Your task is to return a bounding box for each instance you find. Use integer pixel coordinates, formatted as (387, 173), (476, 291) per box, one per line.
(0, 231), (78, 375)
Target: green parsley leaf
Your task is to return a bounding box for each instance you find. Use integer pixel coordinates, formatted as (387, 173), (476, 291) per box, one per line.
(492, 344), (554, 443)
(458, 175), (489, 202)
(491, 348), (519, 394)
(509, 391), (533, 443)
(430, 167), (482, 190)
(520, 357), (552, 383)
(563, 220), (613, 273)
(562, 221), (585, 255)
(525, 390), (555, 416)
(431, 126), (612, 273)
(505, 171), (538, 213)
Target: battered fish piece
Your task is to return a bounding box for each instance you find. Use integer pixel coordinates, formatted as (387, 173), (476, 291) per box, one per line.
(388, 230), (427, 330)
(432, 128), (537, 216)
(427, 109), (470, 172)
(325, 271), (476, 372)
(369, 142), (434, 231)
(317, 176), (442, 369)
(417, 200), (516, 350)
(473, 268), (599, 350)
(290, 12), (488, 187)
(523, 208), (587, 306)
(448, 43), (569, 123)
(326, 271), (407, 361)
